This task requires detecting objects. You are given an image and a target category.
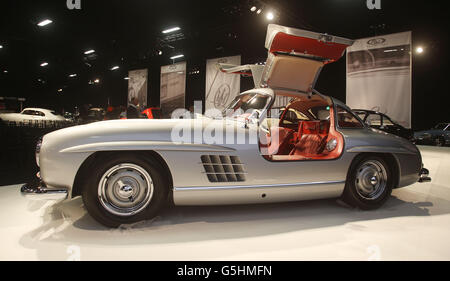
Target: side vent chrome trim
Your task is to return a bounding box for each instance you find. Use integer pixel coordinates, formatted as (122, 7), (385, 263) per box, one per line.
(201, 155), (246, 182)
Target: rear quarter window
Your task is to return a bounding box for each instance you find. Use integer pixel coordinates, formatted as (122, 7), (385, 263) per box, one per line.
(337, 106), (364, 128)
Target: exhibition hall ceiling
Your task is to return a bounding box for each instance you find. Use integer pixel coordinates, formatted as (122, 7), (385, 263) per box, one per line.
(0, 0), (447, 112)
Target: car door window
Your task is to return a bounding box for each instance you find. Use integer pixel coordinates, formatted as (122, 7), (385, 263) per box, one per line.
(356, 113), (367, 122)
(382, 116), (394, 126)
(336, 106), (364, 128)
(22, 110), (35, 116)
(366, 114), (381, 126)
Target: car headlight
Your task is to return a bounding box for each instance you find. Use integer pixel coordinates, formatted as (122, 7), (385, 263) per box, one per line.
(36, 137), (42, 167)
(326, 138), (337, 152)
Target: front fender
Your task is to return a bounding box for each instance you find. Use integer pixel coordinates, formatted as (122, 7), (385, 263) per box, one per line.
(59, 141), (235, 153)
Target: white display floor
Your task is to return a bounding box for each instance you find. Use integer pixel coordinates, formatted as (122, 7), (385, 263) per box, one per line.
(1, 146), (450, 261)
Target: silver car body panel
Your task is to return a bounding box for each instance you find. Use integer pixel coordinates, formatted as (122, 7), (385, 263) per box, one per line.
(36, 25), (423, 206)
(37, 88), (422, 205)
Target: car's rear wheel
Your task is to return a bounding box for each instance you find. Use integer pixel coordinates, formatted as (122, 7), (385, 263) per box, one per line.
(82, 153), (168, 227)
(342, 155), (393, 210)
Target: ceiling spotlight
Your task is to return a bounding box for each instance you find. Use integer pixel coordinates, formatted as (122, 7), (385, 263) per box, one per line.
(40, 62), (49, 67)
(0, 45), (3, 49)
(256, 9), (262, 14)
(3, 70), (8, 73)
(84, 49), (95, 55)
(58, 89), (63, 93)
(416, 46), (424, 54)
(250, 6), (257, 12)
(162, 27), (181, 34)
(37, 19), (53, 27)
(266, 12), (274, 20)
(124, 77), (130, 80)
(110, 66), (120, 71)
(69, 74), (77, 78)
(94, 78), (100, 84)
(158, 50), (163, 56)
(170, 54), (184, 60)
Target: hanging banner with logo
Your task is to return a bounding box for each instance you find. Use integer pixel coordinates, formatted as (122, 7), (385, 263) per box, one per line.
(128, 69), (148, 108)
(346, 31), (412, 128)
(160, 62), (186, 118)
(205, 55), (241, 112)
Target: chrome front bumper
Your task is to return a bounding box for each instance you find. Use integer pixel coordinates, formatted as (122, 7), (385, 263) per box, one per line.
(418, 168), (431, 183)
(20, 174), (68, 201)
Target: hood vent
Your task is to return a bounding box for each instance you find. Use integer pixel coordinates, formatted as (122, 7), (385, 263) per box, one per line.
(201, 155), (246, 182)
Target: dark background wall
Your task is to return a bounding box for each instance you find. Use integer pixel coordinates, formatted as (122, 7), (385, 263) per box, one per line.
(0, 0), (448, 130)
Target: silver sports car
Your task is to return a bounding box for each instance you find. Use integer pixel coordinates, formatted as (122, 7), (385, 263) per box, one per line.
(21, 24), (431, 227)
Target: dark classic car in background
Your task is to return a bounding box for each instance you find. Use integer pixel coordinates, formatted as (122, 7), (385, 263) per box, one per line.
(353, 109), (414, 141)
(413, 123), (450, 146)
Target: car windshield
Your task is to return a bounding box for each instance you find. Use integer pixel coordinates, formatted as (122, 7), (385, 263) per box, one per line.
(222, 93), (271, 118)
(88, 110), (102, 117)
(434, 123), (449, 130)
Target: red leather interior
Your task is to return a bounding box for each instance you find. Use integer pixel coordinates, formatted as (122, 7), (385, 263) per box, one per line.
(262, 101), (344, 161)
(290, 121), (325, 157)
(319, 120), (330, 135)
(267, 126), (295, 155)
(266, 120), (332, 157)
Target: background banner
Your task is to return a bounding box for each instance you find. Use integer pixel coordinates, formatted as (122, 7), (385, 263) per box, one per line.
(128, 69), (148, 108)
(160, 62), (186, 118)
(346, 31), (412, 128)
(205, 55), (241, 112)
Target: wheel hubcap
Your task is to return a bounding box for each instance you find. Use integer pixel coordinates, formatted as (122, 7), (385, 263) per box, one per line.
(370, 176), (378, 186)
(98, 163), (154, 216)
(355, 160), (387, 200)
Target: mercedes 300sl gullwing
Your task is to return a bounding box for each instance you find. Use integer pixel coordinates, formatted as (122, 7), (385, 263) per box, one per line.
(21, 24), (431, 227)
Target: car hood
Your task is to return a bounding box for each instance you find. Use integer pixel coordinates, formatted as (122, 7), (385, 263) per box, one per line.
(0, 113), (21, 118)
(42, 118), (246, 151)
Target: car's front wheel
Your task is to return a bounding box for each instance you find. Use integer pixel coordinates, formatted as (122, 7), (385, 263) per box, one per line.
(82, 153), (168, 227)
(342, 155), (393, 210)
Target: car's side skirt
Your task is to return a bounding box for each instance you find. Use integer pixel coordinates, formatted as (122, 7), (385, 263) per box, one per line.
(173, 180), (346, 206)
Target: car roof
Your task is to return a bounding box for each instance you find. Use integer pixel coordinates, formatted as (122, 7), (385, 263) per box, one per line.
(22, 108), (54, 114)
(352, 109), (382, 114)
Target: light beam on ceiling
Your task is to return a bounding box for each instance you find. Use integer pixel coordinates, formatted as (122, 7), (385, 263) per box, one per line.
(162, 27), (181, 34)
(37, 19), (53, 27)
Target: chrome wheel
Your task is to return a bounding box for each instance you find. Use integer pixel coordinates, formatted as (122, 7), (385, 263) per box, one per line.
(98, 163), (154, 216)
(355, 160), (388, 200)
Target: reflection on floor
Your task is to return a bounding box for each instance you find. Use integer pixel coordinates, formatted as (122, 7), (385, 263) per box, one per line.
(1, 146), (450, 261)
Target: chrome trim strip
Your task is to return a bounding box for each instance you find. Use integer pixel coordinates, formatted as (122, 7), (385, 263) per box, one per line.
(346, 145), (417, 155)
(174, 180), (346, 191)
(60, 141), (236, 153)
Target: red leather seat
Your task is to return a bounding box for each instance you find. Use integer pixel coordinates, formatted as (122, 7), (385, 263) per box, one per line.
(267, 126), (295, 155)
(290, 121), (324, 157)
(319, 120), (330, 136)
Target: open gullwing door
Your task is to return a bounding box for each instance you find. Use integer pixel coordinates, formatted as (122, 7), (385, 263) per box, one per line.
(218, 63), (265, 89)
(261, 24), (354, 93)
